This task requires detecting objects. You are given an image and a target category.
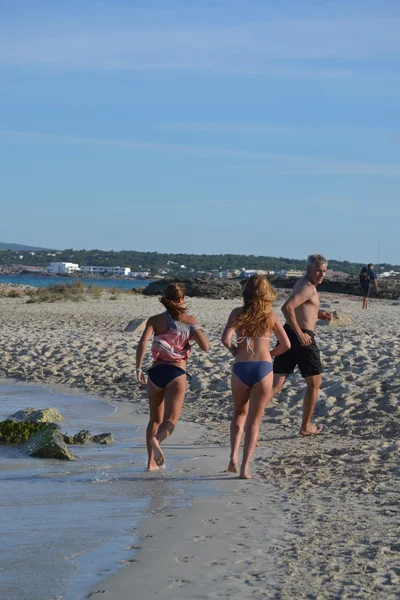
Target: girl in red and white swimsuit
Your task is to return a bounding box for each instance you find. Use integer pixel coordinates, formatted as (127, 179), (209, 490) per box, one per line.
(136, 283), (209, 471)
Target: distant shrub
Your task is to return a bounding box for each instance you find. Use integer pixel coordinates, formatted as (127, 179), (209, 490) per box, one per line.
(0, 289), (25, 298)
(26, 282), (86, 303)
(23, 282), (128, 303)
(108, 287), (123, 295)
(87, 285), (102, 299)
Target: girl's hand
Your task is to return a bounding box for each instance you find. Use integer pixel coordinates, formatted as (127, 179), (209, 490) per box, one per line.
(136, 369), (147, 385)
(230, 345), (238, 357)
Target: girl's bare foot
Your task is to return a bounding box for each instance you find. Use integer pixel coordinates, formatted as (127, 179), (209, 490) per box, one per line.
(146, 461), (159, 471)
(299, 424), (323, 436)
(239, 468), (251, 479)
(225, 459), (239, 473)
(150, 437), (165, 466)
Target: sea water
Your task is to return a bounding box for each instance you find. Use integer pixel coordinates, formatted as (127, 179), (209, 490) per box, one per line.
(0, 274), (149, 291)
(0, 382), (149, 600)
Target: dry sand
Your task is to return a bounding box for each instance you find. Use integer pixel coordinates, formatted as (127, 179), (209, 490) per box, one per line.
(0, 290), (399, 598)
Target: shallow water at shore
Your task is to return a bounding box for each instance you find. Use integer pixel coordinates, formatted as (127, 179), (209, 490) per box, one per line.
(0, 383), (150, 600)
(0, 382), (226, 600)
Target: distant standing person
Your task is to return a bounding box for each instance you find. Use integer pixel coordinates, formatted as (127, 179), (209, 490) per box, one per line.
(271, 254), (332, 436)
(136, 283), (209, 470)
(221, 275), (291, 479)
(359, 263), (379, 310)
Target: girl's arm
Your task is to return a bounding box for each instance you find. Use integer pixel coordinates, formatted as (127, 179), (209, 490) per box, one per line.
(221, 309), (240, 357)
(184, 315), (209, 351)
(270, 314), (291, 358)
(191, 326), (209, 352)
(135, 319), (155, 384)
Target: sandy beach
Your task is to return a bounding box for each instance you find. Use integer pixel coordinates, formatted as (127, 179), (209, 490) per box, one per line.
(1, 290), (399, 598)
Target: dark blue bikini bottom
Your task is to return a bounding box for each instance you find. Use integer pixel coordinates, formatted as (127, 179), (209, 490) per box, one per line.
(233, 361), (273, 387)
(147, 364), (188, 389)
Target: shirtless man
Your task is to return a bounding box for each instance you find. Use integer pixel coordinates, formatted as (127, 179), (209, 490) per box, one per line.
(271, 254), (332, 436)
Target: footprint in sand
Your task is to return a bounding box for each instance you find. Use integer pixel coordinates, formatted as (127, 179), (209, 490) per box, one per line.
(169, 579), (190, 588)
(206, 558), (226, 567)
(193, 535), (212, 542)
(203, 518), (218, 524)
(176, 556), (194, 563)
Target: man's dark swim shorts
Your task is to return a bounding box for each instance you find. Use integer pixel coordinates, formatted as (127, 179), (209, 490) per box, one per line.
(273, 324), (322, 378)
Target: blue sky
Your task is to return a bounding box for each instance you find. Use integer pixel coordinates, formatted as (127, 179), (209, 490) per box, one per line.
(1, 0), (400, 263)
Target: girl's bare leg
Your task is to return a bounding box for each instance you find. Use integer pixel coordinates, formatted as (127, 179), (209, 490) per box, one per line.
(227, 373), (249, 473)
(151, 375), (186, 466)
(240, 373), (273, 479)
(146, 381), (164, 470)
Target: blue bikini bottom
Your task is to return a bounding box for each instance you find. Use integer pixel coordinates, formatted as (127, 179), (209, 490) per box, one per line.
(147, 364), (188, 389)
(233, 361), (273, 387)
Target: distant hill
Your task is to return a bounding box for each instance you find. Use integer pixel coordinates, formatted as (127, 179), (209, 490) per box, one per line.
(1, 246), (399, 276)
(0, 242), (52, 252)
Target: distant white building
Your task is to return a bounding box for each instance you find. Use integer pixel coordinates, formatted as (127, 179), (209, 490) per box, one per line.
(46, 262), (80, 274)
(242, 269), (269, 278)
(281, 269), (304, 278)
(380, 270), (400, 278)
(221, 269), (242, 279)
(79, 266), (131, 276)
(130, 271), (150, 279)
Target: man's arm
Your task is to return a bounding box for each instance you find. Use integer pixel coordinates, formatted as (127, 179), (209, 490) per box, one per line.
(281, 283), (315, 346)
(318, 310), (332, 323)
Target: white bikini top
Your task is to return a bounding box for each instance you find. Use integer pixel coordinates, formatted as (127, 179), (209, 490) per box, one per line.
(236, 335), (270, 355)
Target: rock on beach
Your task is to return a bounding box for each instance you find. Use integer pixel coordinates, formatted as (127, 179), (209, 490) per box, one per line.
(20, 423), (75, 461)
(143, 277), (242, 299)
(10, 407), (65, 423)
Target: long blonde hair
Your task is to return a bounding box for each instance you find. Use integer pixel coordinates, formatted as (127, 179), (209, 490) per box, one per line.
(160, 283), (188, 321)
(235, 275), (277, 337)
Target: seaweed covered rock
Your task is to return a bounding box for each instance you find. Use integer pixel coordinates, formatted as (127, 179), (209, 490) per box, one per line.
(0, 419), (47, 444)
(10, 407), (65, 423)
(20, 423), (75, 460)
(92, 433), (115, 445)
(73, 430), (93, 444)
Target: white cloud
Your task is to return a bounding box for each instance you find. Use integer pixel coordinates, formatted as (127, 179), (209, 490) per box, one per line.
(1, 12), (400, 78)
(1, 129), (400, 176)
(159, 122), (394, 137)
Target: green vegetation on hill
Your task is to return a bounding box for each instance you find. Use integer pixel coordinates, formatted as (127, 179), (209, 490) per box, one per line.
(0, 242), (50, 251)
(0, 248), (399, 276)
